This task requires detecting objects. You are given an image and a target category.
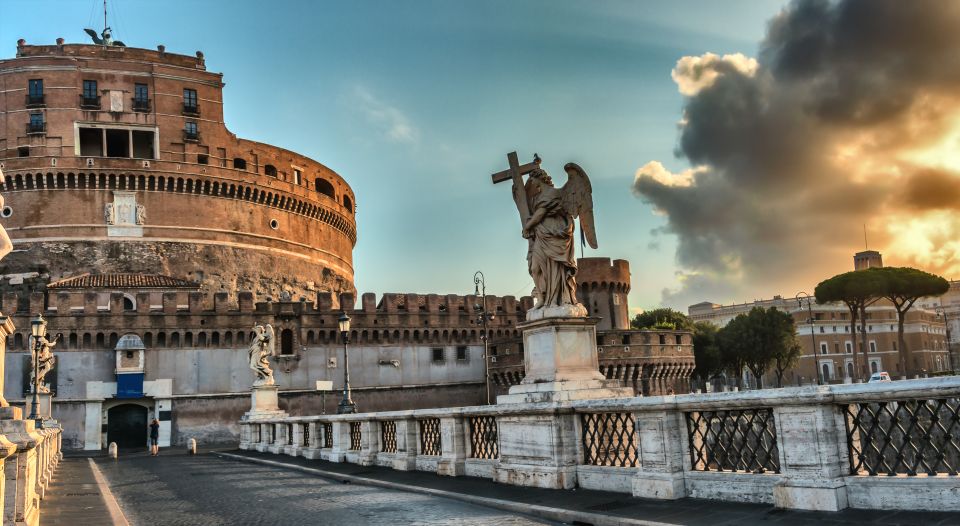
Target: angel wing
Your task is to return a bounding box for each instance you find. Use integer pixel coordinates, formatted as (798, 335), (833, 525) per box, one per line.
(264, 324), (276, 355)
(560, 162), (598, 249)
(113, 40), (126, 47)
(84, 28), (103, 45)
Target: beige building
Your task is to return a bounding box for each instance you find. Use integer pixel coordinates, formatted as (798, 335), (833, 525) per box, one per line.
(689, 251), (952, 385)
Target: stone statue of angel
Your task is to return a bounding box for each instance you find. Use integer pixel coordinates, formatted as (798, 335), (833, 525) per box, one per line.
(104, 203), (115, 225)
(248, 323), (275, 387)
(31, 333), (59, 394)
(135, 204), (146, 225)
(520, 161), (597, 317)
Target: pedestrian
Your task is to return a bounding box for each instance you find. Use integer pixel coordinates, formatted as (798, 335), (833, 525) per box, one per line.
(149, 418), (160, 456)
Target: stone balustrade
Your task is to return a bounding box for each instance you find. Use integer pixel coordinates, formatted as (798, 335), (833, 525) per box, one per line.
(0, 408), (63, 526)
(240, 376), (960, 512)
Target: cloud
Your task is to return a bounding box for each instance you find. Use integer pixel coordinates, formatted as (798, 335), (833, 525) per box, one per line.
(634, 0), (960, 308)
(351, 86), (419, 145)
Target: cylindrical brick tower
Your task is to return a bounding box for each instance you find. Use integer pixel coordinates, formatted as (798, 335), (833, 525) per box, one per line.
(576, 257), (631, 330)
(0, 41), (356, 300)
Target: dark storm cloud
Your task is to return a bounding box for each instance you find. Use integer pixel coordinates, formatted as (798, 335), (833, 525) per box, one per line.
(634, 0), (960, 308)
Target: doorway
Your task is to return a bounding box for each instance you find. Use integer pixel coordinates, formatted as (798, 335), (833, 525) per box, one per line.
(107, 404), (147, 449)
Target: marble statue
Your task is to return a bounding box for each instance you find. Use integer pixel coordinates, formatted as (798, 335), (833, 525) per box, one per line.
(84, 27), (126, 47)
(30, 334), (59, 394)
(491, 153), (597, 318)
(104, 203), (115, 225)
(248, 324), (275, 387)
(136, 204), (146, 225)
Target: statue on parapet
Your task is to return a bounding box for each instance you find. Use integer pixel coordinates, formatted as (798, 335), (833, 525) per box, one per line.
(30, 333), (59, 394)
(84, 27), (126, 47)
(248, 324), (275, 387)
(491, 153), (598, 318)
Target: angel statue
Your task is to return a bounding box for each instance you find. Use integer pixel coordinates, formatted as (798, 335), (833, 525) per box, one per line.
(492, 153), (597, 319)
(84, 27), (126, 47)
(247, 324), (276, 387)
(30, 333), (60, 394)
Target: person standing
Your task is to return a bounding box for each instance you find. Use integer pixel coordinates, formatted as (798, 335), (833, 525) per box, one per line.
(149, 418), (160, 456)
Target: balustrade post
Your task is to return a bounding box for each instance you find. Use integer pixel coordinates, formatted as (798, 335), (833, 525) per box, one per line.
(438, 416), (465, 476)
(494, 409), (579, 489)
(357, 420), (377, 466)
(238, 423), (250, 450)
(254, 422), (272, 453)
(631, 410), (688, 499)
(303, 421), (322, 459)
(267, 422), (285, 454)
(286, 422), (303, 456)
(392, 418), (417, 471)
(327, 421), (348, 462)
(771, 400), (848, 511)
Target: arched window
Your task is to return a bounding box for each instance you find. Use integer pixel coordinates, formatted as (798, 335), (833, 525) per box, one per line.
(871, 361), (878, 373)
(822, 363), (830, 381)
(314, 178), (335, 199)
(69, 333), (78, 349)
(264, 164), (277, 177)
(280, 329), (294, 355)
(846, 362), (854, 378)
(157, 332), (166, 347)
(343, 195), (353, 212)
(96, 333), (105, 348)
(122, 295), (135, 311)
(234, 158), (247, 170)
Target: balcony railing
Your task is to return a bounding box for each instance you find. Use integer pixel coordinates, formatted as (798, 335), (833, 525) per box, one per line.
(25, 122), (46, 135)
(132, 98), (151, 112)
(182, 103), (200, 116)
(25, 94), (45, 108)
(79, 95), (101, 109)
(183, 130), (201, 142)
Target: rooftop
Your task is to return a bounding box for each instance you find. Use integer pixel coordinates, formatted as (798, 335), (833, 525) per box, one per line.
(48, 273), (199, 290)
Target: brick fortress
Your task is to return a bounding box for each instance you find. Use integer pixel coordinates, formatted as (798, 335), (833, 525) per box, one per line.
(0, 39), (692, 449)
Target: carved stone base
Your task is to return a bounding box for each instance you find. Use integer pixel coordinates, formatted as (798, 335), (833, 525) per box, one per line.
(25, 393), (53, 421)
(241, 386), (287, 422)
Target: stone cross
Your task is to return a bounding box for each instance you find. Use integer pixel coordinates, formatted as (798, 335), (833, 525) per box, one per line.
(490, 151), (540, 224)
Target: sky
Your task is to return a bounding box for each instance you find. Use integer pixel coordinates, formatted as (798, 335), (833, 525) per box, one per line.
(4, 0), (955, 313)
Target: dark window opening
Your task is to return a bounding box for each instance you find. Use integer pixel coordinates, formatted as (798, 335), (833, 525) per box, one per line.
(27, 79), (44, 106)
(133, 83), (150, 111)
(280, 329), (294, 355)
(106, 129), (129, 158)
(489, 345), (497, 357)
(122, 297), (134, 311)
(621, 334), (630, 345)
(432, 347), (444, 362)
(184, 122), (199, 141)
(125, 350), (133, 359)
(27, 112), (44, 134)
(456, 346), (467, 361)
(264, 164), (277, 177)
(79, 127), (103, 156)
(343, 195), (353, 212)
(197, 154), (208, 165)
(658, 334), (666, 345)
(315, 178), (335, 198)
(81, 80), (99, 108)
(17, 147), (29, 158)
(132, 130), (155, 159)
(234, 158), (247, 170)
(293, 169), (302, 185)
(675, 334), (682, 345)
(183, 88), (199, 114)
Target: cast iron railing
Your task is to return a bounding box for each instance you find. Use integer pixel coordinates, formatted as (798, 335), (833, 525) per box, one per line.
(80, 95), (101, 109)
(420, 418), (442, 456)
(323, 423), (333, 448)
(349, 422), (362, 450)
(287, 424), (293, 446)
(26, 94), (45, 107)
(26, 122), (46, 135)
(132, 98), (151, 111)
(183, 103), (200, 115)
(469, 416), (499, 459)
(381, 420), (397, 453)
(843, 397), (960, 476)
(686, 408), (780, 473)
(302, 424), (309, 447)
(581, 412), (638, 467)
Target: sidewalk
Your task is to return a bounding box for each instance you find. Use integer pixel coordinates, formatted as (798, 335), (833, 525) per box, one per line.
(221, 449), (960, 526)
(40, 454), (126, 526)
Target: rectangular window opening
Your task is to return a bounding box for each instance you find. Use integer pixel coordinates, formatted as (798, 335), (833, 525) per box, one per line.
(132, 130), (155, 159)
(456, 346), (467, 361)
(79, 127), (103, 156)
(17, 146), (29, 158)
(431, 347), (444, 362)
(105, 129), (129, 158)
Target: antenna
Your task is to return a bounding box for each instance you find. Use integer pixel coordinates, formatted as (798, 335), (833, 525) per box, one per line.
(104, 0), (108, 36)
(863, 224), (868, 250)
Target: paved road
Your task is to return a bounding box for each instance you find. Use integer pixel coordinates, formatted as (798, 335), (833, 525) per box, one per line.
(93, 451), (557, 526)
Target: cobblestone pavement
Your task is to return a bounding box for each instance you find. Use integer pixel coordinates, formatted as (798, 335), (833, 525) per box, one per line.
(41, 456), (115, 525)
(93, 450), (558, 526)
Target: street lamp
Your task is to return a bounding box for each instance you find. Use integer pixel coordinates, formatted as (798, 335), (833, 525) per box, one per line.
(28, 313), (47, 423)
(936, 306), (954, 372)
(474, 271), (495, 405)
(796, 292), (821, 385)
(336, 310), (356, 414)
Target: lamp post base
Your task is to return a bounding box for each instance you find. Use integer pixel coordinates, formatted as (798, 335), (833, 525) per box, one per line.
(336, 398), (356, 415)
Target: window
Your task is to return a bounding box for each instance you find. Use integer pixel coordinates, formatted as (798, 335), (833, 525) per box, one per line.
(133, 83), (149, 111)
(122, 297), (135, 311)
(280, 329), (294, 355)
(892, 341), (897, 351)
(432, 347), (444, 362)
(184, 122), (199, 141)
(845, 342), (852, 354)
(183, 88), (199, 113)
(18, 146), (29, 158)
(293, 169), (302, 185)
(621, 334), (631, 345)
(658, 334), (666, 345)
(675, 334), (682, 345)
(456, 346), (467, 361)
(264, 164), (277, 177)
(343, 195), (353, 212)
(106, 129), (129, 157)
(315, 178), (335, 198)
(27, 79), (43, 105)
(27, 112), (44, 134)
(79, 127), (103, 156)
(869, 341), (877, 353)
(197, 154), (208, 165)
(834, 342), (840, 353)
(132, 130), (155, 159)
(234, 158), (247, 170)
(822, 363), (831, 381)
(820, 326), (825, 333)
(820, 342), (828, 354)
(82, 80), (99, 107)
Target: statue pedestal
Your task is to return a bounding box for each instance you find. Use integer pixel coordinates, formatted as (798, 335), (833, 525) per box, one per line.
(496, 315), (633, 404)
(242, 385), (287, 421)
(25, 392), (53, 421)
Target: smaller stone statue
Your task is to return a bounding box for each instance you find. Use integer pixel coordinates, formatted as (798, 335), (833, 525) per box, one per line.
(104, 203), (115, 225)
(30, 333), (59, 394)
(135, 204), (146, 225)
(248, 324), (276, 387)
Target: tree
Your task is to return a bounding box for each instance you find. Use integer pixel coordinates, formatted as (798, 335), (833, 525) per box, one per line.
(717, 307), (799, 389)
(773, 340), (802, 388)
(871, 267), (950, 375)
(815, 270), (885, 381)
(631, 308), (693, 331)
(691, 321), (723, 383)
(717, 315), (750, 389)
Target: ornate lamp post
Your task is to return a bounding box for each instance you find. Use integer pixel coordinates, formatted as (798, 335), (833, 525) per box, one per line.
(28, 313), (47, 423)
(336, 310), (356, 414)
(936, 306), (954, 372)
(796, 292), (821, 385)
(474, 271), (495, 404)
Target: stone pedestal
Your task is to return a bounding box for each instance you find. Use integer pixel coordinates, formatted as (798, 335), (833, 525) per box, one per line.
(239, 386), (287, 450)
(497, 316), (633, 404)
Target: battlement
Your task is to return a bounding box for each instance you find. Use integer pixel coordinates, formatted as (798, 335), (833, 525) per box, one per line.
(577, 257), (631, 291)
(12, 41), (208, 71)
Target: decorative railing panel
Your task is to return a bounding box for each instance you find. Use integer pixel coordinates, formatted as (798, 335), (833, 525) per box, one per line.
(686, 408), (780, 473)
(302, 424), (309, 447)
(381, 421), (397, 453)
(843, 397), (960, 476)
(581, 412), (638, 467)
(287, 423), (294, 446)
(323, 423), (333, 449)
(349, 422), (362, 451)
(419, 418), (442, 456)
(469, 416), (499, 459)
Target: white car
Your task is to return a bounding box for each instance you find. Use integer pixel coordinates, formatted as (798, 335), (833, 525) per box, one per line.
(868, 372), (892, 383)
